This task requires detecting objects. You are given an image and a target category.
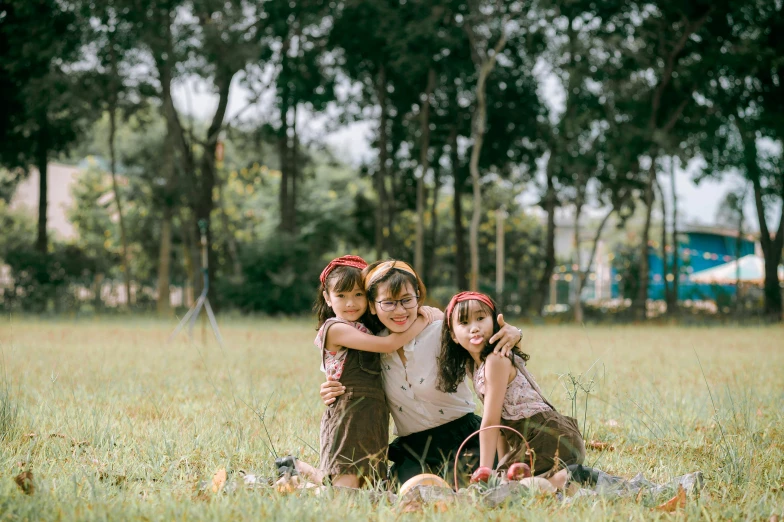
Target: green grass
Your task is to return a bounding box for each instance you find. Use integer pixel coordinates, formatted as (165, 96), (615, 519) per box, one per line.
(0, 317), (782, 520)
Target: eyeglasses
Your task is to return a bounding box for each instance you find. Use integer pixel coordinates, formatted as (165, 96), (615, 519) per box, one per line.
(375, 296), (418, 312)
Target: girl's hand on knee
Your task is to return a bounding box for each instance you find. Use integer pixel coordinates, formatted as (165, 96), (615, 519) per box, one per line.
(489, 314), (523, 357)
(320, 378), (345, 406)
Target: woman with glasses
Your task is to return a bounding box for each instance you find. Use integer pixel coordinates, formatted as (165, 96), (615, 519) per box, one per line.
(319, 259), (524, 485)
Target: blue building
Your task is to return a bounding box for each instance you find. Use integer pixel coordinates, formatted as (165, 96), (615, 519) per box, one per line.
(548, 222), (758, 307)
(645, 226), (755, 300)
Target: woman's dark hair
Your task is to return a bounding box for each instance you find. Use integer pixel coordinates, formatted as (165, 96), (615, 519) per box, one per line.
(436, 296), (529, 393)
(314, 265), (380, 331)
(363, 260), (427, 305)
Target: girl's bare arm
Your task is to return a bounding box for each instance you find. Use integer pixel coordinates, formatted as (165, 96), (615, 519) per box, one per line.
(325, 317), (429, 354)
(477, 354), (515, 469)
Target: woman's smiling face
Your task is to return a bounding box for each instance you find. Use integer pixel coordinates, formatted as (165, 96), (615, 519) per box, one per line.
(369, 280), (419, 333)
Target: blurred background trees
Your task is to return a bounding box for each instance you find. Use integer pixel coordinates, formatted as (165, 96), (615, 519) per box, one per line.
(0, 0), (781, 321)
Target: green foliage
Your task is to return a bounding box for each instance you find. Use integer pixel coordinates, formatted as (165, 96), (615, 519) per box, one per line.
(0, 168), (25, 204)
(1, 0), (781, 320)
(1, 243), (100, 314)
(0, 201), (34, 261)
(217, 234), (320, 314)
(214, 153), (379, 313)
(0, 0), (94, 168)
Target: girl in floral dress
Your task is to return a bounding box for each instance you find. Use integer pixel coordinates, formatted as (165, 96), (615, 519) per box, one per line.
(437, 291), (585, 476)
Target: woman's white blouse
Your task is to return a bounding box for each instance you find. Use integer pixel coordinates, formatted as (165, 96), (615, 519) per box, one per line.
(380, 320), (476, 437)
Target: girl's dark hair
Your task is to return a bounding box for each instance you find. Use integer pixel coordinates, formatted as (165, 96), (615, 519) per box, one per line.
(314, 265), (380, 331)
(363, 260), (427, 304)
(436, 296), (529, 393)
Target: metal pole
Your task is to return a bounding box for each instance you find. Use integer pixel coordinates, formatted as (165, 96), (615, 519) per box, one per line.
(168, 219), (225, 350)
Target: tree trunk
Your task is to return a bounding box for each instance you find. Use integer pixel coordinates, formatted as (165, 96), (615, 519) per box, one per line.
(468, 128), (483, 291)
(154, 11), (199, 305)
(468, 74), (489, 292)
(466, 23), (507, 291)
(278, 104), (291, 233)
(289, 103), (299, 234)
(93, 273), (104, 312)
(108, 106), (132, 308)
(181, 211), (197, 305)
(575, 208), (613, 324)
(451, 128), (468, 290)
(35, 145), (48, 254)
(495, 207), (505, 312)
(636, 158), (657, 320)
(534, 159), (557, 315)
(386, 117), (401, 257)
(278, 44), (292, 234)
(571, 187), (584, 323)
(157, 48), (180, 316)
(217, 172), (242, 282)
(193, 66), (234, 304)
(735, 209), (743, 312)
(425, 152), (441, 287)
(740, 124), (784, 321)
(669, 156), (679, 314)
(656, 177), (671, 309)
(373, 167), (387, 259)
(376, 65), (390, 258)
(156, 206), (172, 316)
(415, 67), (436, 276)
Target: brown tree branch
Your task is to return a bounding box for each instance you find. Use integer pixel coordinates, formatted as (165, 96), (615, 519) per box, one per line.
(648, 7), (714, 131)
(661, 97), (690, 133)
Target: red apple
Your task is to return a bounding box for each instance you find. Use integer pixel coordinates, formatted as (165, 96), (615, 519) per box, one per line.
(470, 466), (492, 484)
(507, 462), (532, 480)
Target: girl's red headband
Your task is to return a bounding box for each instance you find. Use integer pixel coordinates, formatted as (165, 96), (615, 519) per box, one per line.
(445, 291), (495, 327)
(320, 255), (368, 284)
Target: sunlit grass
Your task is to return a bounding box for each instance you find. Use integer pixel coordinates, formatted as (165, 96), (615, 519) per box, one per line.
(0, 317), (782, 520)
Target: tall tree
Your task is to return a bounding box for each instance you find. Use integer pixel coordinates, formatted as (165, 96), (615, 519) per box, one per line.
(530, 1), (612, 319)
(463, 3), (508, 291)
(134, 0), (264, 301)
(699, 0), (784, 320)
(84, 0), (150, 306)
(266, 1), (335, 235)
(606, 0), (734, 319)
(330, 0), (403, 258)
(0, 0), (91, 254)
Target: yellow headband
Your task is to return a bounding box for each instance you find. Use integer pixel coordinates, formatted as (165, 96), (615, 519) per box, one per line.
(363, 260), (417, 289)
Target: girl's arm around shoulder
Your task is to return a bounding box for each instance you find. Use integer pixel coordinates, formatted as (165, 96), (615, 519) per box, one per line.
(324, 316), (429, 354)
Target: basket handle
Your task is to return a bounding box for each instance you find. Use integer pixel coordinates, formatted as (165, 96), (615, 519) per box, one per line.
(452, 424), (532, 491)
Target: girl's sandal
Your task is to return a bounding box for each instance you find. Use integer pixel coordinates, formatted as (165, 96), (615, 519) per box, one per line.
(274, 455), (299, 478)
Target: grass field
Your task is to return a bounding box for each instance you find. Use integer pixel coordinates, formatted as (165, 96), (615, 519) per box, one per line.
(0, 317), (782, 520)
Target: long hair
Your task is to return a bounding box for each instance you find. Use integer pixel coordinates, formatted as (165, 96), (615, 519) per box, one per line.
(363, 260), (427, 304)
(436, 297), (529, 393)
(314, 265), (370, 328)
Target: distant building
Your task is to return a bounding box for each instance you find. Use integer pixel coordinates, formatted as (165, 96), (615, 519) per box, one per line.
(10, 162), (82, 240)
(546, 209), (759, 305)
(645, 225), (756, 300)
